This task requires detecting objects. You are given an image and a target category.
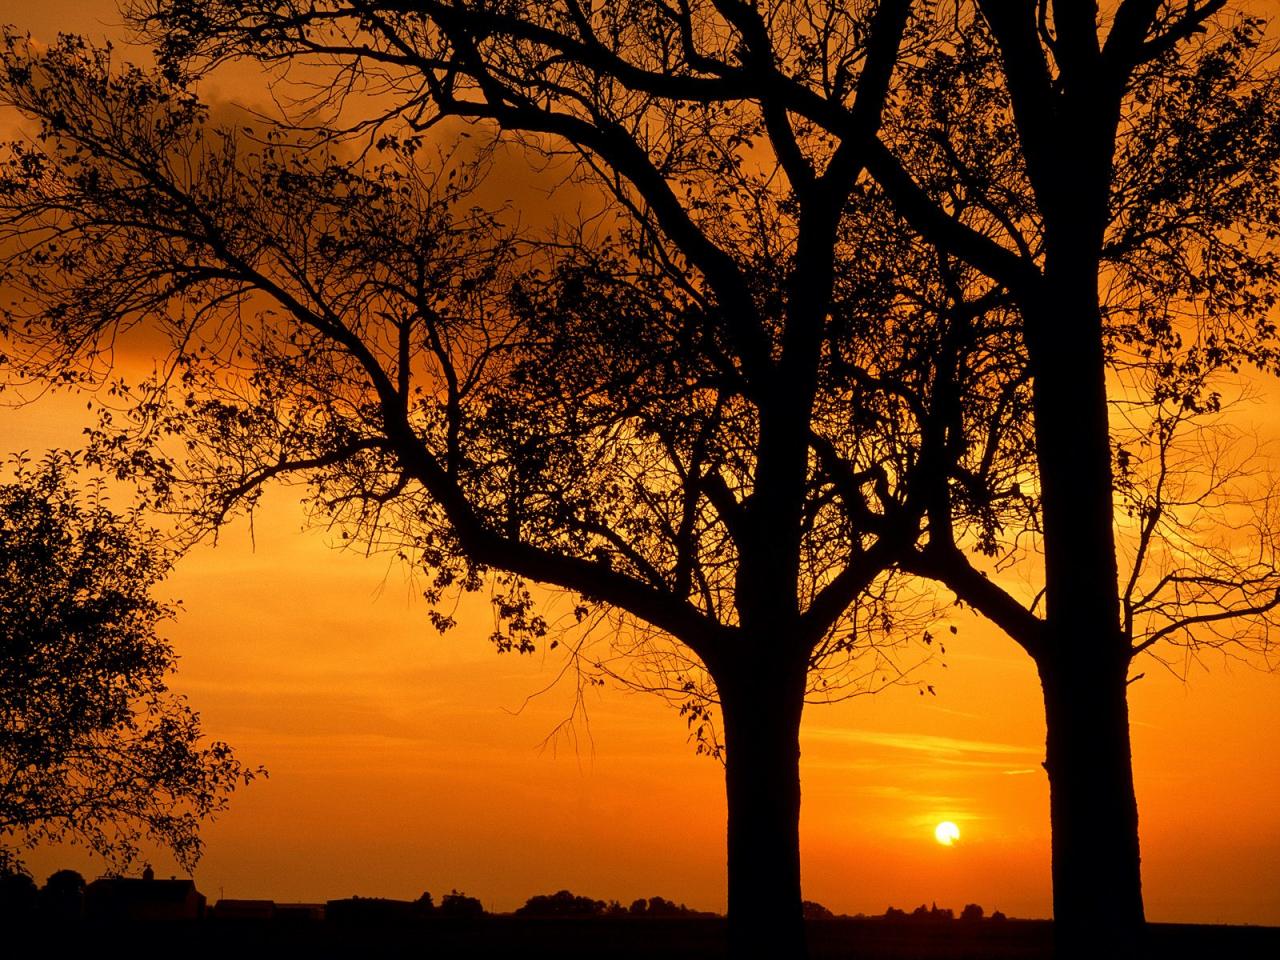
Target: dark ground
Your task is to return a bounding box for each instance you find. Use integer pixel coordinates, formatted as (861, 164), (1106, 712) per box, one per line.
(24, 917), (1280, 959)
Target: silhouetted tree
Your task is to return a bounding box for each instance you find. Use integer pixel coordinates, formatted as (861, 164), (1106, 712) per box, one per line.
(39, 868), (85, 921)
(909, 902), (953, 923)
(631, 895), (713, 918)
(648, 896), (677, 916)
(99, 4), (1280, 952)
(0, 868), (37, 921)
(873, 7), (1280, 952)
(0, 20), (1033, 958)
(438, 890), (484, 919)
(959, 903), (984, 923)
(0, 453), (257, 872)
(516, 889), (606, 918)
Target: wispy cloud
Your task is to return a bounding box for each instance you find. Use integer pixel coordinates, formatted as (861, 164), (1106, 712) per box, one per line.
(805, 727), (1040, 759)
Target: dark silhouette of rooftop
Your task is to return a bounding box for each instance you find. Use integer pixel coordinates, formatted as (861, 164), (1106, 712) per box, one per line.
(86, 870), (205, 921)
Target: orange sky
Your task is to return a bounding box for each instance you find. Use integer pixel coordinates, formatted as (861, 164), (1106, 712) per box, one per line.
(3, 0), (1279, 924)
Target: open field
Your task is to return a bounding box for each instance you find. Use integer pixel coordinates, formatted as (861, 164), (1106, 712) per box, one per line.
(26, 917), (1280, 959)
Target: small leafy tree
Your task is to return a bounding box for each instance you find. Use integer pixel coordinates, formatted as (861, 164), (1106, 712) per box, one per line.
(38, 868), (85, 920)
(438, 890), (484, 918)
(0, 453), (257, 872)
(0, 869), (37, 919)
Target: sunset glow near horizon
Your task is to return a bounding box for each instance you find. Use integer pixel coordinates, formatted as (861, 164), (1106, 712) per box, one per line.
(2, 0), (1279, 927)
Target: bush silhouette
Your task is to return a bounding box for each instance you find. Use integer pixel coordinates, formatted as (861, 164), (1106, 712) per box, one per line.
(515, 890), (605, 918)
(39, 869), (85, 921)
(0, 871), (37, 920)
(438, 890), (484, 918)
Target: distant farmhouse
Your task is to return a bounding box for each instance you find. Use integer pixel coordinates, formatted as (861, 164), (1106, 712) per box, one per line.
(86, 866), (206, 921)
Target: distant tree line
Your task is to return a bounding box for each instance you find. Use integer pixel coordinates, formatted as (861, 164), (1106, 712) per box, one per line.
(1, 869), (736, 924)
(1, 863), (1023, 928)
(325, 890), (485, 924)
(515, 889), (716, 919)
(881, 903), (1007, 923)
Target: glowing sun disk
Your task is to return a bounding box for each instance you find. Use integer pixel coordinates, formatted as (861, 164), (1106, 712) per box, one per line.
(934, 821), (961, 846)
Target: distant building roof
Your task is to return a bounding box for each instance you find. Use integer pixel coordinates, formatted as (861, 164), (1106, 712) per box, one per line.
(88, 878), (203, 904)
(86, 876), (207, 920)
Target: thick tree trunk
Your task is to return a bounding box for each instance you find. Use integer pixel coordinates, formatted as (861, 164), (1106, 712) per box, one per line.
(1028, 268), (1146, 957)
(1039, 655), (1146, 959)
(717, 660), (808, 959)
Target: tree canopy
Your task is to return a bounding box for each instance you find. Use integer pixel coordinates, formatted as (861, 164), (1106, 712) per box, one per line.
(0, 452), (257, 873)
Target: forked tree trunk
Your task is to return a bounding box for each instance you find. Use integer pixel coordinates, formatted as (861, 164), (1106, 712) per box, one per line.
(717, 659), (809, 959)
(1039, 653), (1146, 959)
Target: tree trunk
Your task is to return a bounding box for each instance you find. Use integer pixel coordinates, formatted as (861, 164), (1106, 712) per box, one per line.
(1039, 655), (1146, 959)
(1028, 267), (1146, 957)
(717, 659), (809, 959)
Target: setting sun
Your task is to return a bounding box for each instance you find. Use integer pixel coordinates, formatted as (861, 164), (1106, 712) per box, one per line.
(935, 822), (961, 847)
